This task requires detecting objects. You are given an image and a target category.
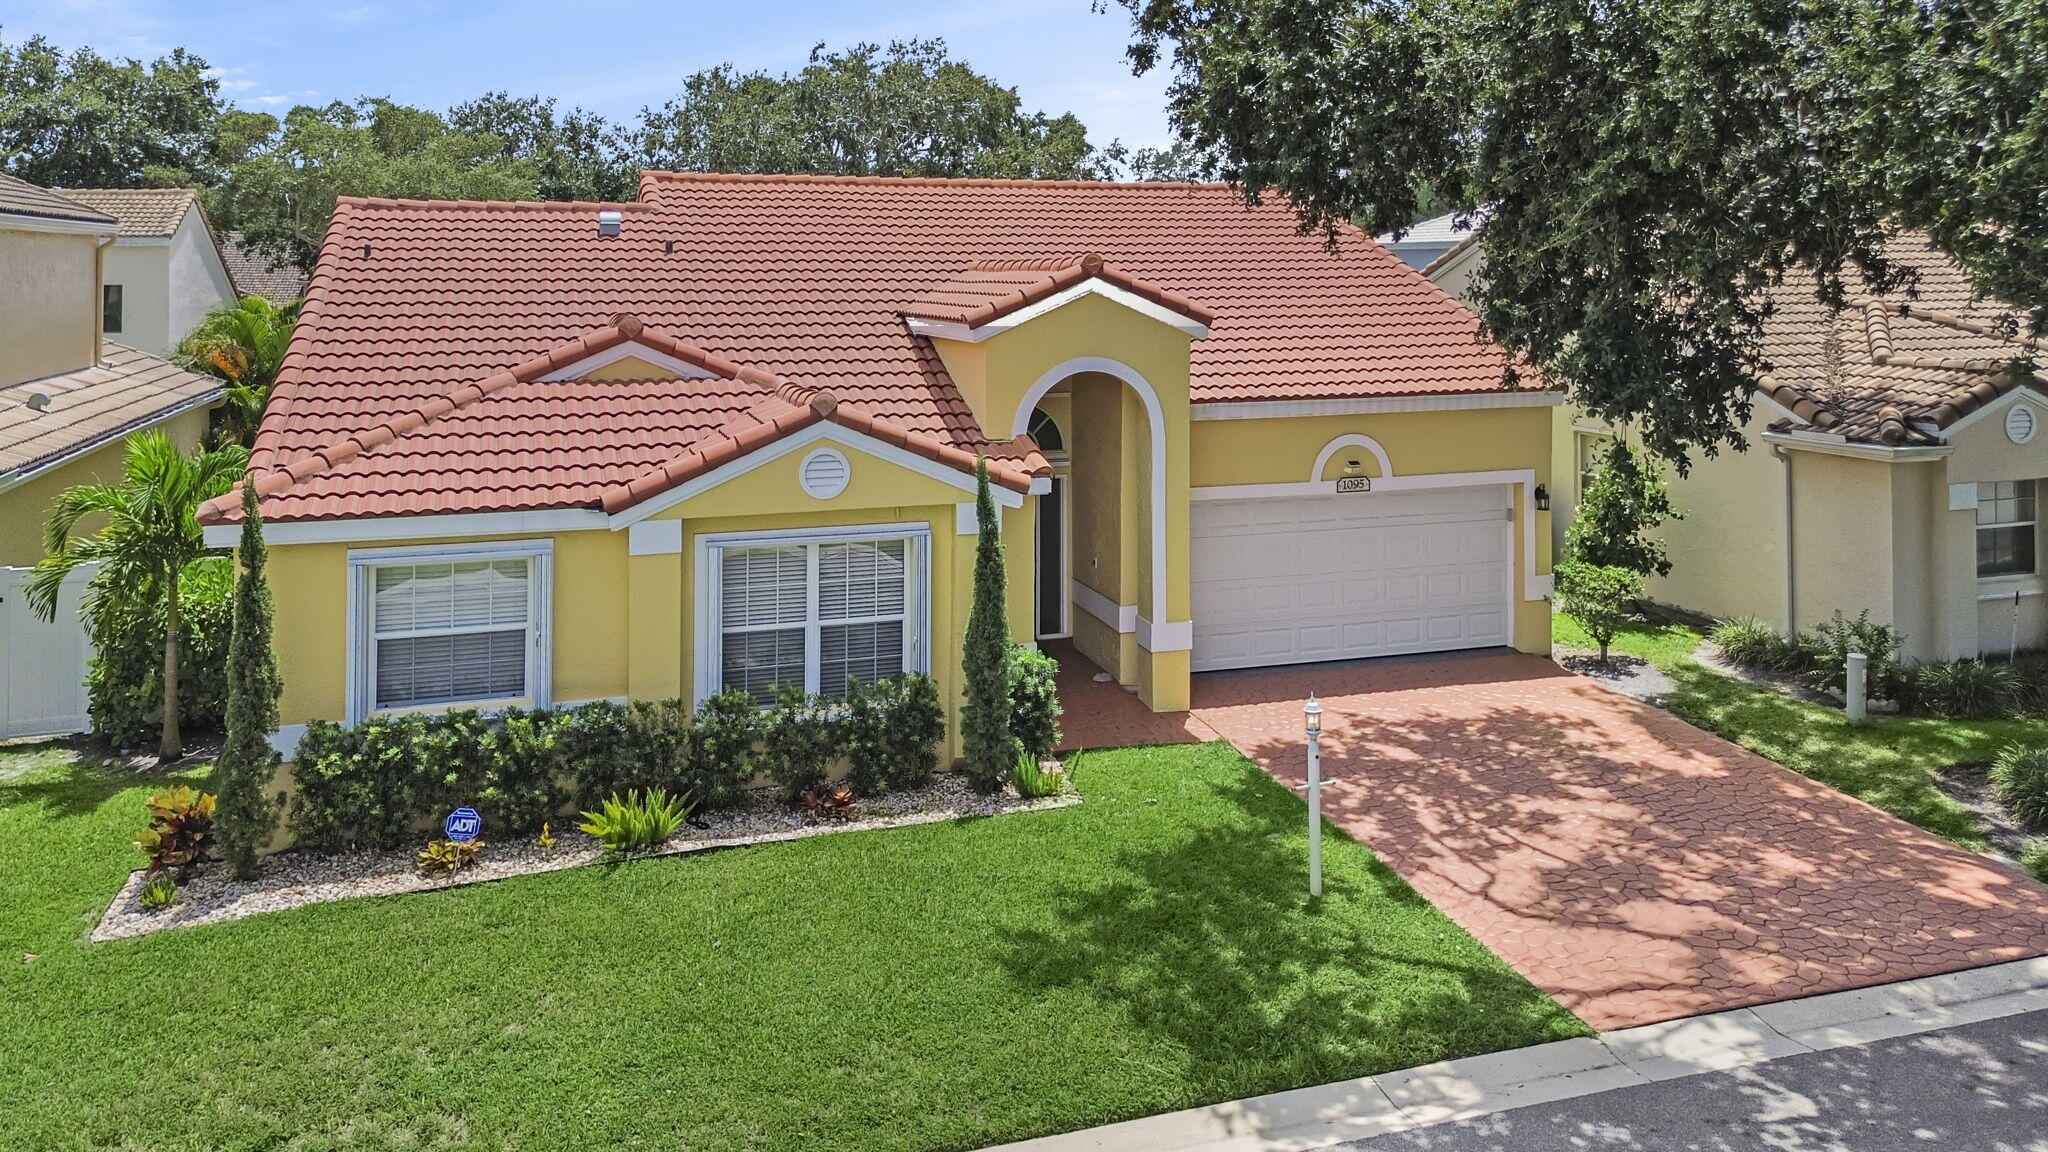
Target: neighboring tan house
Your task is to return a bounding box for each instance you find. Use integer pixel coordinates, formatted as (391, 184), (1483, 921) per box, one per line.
(198, 172), (1560, 757)
(218, 231), (309, 306)
(1426, 231), (2048, 660)
(59, 188), (238, 359)
(1376, 211), (1478, 272)
(0, 176), (224, 567)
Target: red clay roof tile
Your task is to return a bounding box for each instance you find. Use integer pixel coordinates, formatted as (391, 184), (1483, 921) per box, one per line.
(240, 171), (1526, 522)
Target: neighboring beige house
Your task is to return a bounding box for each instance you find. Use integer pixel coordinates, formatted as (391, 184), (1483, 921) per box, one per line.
(1375, 210), (1479, 273)
(1427, 232), (2048, 660)
(59, 188), (238, 359)
(218, 230), (309, 306)
(0, 176), (223, 567)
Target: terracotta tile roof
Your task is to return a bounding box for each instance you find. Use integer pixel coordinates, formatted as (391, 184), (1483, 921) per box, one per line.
(57, 188), (199, 237)
(1, 343), (222, 482)
(201, 316), (1044, 524)
(1759, 236), (2042, 444)
(218, 232), (309, 304)
(900, 253), (1216, 329)
(242, 171), (1523, 523)
(0, 174), (117, 228)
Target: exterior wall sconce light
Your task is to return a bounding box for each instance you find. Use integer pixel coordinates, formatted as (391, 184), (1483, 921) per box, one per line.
(1534, 484), (1550, 512)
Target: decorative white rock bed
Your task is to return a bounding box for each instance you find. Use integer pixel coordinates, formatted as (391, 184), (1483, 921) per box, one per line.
(96, 777), (1078, 942)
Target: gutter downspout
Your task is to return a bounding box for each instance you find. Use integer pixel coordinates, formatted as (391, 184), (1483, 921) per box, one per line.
(94, 232), (117, 367)
(1771, 443), (1796, 632)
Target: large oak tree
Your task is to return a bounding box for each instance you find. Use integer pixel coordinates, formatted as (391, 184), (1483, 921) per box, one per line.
(1117, 0), (2045, 464)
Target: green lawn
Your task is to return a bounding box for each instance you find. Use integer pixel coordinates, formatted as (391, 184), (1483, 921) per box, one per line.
(0, 740), (1583, 1152)
(1556, 614), (2048, 848)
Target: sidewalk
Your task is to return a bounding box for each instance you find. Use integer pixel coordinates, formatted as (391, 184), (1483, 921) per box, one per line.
(985, 956), (2048, 1152)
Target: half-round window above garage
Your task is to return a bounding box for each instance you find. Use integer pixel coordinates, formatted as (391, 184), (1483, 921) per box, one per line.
(800, 447), (852, 499)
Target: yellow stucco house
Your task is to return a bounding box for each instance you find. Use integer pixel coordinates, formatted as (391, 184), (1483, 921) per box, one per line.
(1428, 231), (2048, 660)
(199, 173), (1558, 756)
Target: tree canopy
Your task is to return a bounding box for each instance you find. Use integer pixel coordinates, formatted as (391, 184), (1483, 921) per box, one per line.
(2, 33), (1196, 276)
(1118, 0), (2046, 466)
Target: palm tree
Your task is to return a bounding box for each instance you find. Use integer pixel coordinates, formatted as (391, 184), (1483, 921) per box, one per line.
(174, 296), (300, 448)
(28, 432), (248, 763)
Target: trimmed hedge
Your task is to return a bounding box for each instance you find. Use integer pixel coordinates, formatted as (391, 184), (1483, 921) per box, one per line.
(288, 676), (951, 853)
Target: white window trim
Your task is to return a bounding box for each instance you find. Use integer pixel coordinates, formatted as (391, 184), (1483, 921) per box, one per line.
(1975, 480), (2040, 581)
(693, 523), (933, 705)
(345, 539), (553, 725)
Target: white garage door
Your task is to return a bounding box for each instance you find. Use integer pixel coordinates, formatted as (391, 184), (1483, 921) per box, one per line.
(1191, 486), (1513, 672)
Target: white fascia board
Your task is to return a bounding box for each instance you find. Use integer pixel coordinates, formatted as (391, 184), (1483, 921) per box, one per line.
(905, 280), (1210, 344)
(1190, 391), (1562, 420)
(538, 339), (719, 381)
(201, 507), (609, 549)
(0, 213), (117, 236)
(607, 420), (1023, 528)
(1759, 430), (1953, 462)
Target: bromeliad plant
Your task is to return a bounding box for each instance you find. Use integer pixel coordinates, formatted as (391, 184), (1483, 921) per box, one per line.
(136, 786), (218, 876)
(800, 783), (859, 821)
(1011, 746), (1067, 799)
(138, 873), (180, 911)
(416, 837), (487, 875)
(580, 788), (692, 854)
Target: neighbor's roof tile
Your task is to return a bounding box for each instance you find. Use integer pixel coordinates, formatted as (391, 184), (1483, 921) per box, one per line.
(58, 188), (199, 237)
(0, 174), (117, 228)
(1, 343), (222, 480)
(218, 231), (309, 304)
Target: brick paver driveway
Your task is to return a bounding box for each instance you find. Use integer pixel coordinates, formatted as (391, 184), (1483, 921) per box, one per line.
(1082, 647), (2048, 1031)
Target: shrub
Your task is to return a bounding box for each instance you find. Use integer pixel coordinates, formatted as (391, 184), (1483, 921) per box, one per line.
(136, 786), (218, 876)
(2005, 654), (2048, 715)
(1711, 616), (1788, 668)
(1011, 746), (1067, 798)
(2020, 839), (2048, 885)
(687, 689), (763, 806)
(1007, 647), (1063, 763)
(1899, 659), (2017, 719)
(416, 837), (486, 875)
(1554, 560), (1644, 663)
(579, 788), (690, 853)
(800, 783), (859, 821)
(553, 700), (635, 799)
(1803, 610), (1906, 697)
(1991, 744), (2048, 825)
(139, 873), (180, 911)
(481, 707), (569, 835)
(1563, 440), (1679, 578)
(843, 674), (945, 795)
(86, 557), (234, 751)
(962, 459), (1012, 794)
(215, 484), (285, 879)
(761, 684), (841, 802)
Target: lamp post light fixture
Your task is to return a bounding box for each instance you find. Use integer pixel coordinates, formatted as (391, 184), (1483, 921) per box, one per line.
(1304, 693), (1324, 899)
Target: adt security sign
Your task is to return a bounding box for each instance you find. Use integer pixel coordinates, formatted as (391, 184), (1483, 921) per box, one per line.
(444, 807), (483, 842)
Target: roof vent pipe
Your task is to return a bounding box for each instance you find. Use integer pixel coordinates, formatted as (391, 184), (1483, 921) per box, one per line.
(25, 392), (52, 413)
(598, 210), (622, 237)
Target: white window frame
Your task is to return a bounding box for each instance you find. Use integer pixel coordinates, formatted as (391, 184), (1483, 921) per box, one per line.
(1976, 479), (2040, 580)
(1575, 431), (1612, 497)
(345, 539), (553, 725)
(695, 523), (932, 704)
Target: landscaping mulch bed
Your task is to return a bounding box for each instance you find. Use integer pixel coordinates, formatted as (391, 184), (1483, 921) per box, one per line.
(1556, 650), (1675, 701)
(96, 777), (1077, 941)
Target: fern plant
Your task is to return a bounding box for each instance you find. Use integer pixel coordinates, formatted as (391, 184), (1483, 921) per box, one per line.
(579, 788), (691, 854)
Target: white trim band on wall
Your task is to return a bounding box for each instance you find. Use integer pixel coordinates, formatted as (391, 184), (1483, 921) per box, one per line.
(1190, 391), (1562, 421)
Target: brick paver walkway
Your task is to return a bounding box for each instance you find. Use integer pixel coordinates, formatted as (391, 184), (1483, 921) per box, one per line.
(1054, 645), (2048, 1031)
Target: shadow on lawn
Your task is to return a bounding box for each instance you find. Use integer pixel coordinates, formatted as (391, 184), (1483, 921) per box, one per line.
(994, 760), (1572, 1098)
(0, 741), (172, 820)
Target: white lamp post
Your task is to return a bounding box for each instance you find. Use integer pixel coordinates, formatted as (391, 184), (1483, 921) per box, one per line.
(1304, 693), (1324, 899)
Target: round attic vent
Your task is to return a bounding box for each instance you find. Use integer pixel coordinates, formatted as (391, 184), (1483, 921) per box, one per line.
(2007, 403), (2038, 445)
(799, 448), (851, 500)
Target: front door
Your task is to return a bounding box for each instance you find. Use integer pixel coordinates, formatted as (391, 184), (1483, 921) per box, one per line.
(1035, 476), (1069, 639)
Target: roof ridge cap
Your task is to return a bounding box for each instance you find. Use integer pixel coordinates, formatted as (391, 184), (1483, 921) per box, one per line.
(637, 170), (1235, 191)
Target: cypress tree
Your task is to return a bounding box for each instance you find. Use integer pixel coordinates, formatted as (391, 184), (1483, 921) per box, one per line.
(961, 458), (1012, 794)
(215, 483), (284, 879)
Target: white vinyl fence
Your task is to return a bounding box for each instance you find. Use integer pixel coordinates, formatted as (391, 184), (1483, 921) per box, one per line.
(0, 564), (95, 740)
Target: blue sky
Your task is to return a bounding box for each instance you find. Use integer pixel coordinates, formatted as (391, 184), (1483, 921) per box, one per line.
(2, 0), (1178, 150)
